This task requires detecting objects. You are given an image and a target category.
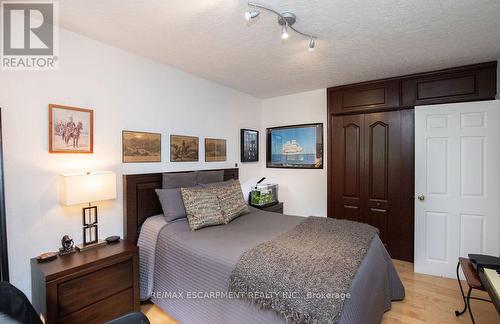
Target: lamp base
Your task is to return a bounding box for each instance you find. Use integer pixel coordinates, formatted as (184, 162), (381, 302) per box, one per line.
(76, 239), (106, 252)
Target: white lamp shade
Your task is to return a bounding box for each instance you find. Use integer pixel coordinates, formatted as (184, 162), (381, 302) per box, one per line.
(60, 171), (117, 206)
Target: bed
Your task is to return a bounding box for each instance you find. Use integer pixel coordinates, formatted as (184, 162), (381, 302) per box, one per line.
(124, 168), (404, 324)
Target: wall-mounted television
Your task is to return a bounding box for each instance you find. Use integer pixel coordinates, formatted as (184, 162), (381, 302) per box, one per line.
(266, 123), (323, 169)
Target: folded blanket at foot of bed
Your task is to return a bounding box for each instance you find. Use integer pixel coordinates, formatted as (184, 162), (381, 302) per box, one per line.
(229, 217), (379, 324)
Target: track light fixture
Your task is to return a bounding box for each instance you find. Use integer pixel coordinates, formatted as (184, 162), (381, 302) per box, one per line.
(308, 38), (315, 51)
(281, 23), (289, 40)
(245, 2), (317, 51)
(245, 9), (260, 21)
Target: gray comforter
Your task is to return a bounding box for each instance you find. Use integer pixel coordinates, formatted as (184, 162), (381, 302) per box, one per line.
(230, 217), (379, 323)
(138, 208), (404, 324)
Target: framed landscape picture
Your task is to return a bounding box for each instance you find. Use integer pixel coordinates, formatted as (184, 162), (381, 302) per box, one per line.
(241, 129), (259, 162)
(205, 138), (226, 162)
(170, 135), (199, 162)
(266, 123), (323, 169)
(49, 104), (93, 153)
(122, 131), (161, 163)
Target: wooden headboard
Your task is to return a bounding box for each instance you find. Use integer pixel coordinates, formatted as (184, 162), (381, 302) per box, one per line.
(123, 168), (239, 243)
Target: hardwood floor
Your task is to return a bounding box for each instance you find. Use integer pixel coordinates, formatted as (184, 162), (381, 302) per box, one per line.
(141, 302), (179, 324)
(382, 260), (496, 323)
(142, 260), (498, 324)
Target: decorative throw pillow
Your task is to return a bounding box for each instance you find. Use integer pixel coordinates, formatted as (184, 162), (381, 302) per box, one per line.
(181, 187), (225, 230)
(155, 188), (187, 222)
(211, 180), (249, 223)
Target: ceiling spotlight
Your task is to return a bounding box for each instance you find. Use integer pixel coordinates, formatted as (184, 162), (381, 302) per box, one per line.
(245, 10), (260, 21)
(308, 38), (315, 51)
(281, 23), (289, 40)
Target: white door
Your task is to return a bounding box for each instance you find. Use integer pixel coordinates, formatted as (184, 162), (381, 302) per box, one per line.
(415, 100), (500, 278)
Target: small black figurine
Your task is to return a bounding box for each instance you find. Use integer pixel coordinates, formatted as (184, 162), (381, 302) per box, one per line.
(59, 235), (76, 256)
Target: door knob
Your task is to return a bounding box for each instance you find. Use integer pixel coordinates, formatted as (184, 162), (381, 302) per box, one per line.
(417, 194), (425, 201)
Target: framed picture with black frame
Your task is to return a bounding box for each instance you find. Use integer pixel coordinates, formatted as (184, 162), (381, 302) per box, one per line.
(266, 123), (323, 169)
(241, 129), (259, 162)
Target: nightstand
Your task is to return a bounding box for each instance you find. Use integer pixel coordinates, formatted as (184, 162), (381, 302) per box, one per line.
(253, 202), (284, 214)
(31, 240), (139, 324)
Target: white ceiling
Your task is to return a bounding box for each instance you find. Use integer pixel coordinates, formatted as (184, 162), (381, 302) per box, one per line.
(58, 0), (500, 98)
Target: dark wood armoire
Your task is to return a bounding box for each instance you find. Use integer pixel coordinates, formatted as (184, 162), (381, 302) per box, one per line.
(327, 61), (497, 262)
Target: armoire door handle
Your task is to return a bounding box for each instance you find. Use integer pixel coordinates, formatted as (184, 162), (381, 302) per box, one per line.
(370, 208), (387, 213)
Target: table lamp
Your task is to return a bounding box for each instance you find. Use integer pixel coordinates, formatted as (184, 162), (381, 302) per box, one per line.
(59, 171), (116, 251)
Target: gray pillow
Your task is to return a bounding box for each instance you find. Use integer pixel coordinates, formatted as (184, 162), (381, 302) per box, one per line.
(155, 188), (187, 222)
(163, 172), (197, 189)
(196, 170), (224, 184)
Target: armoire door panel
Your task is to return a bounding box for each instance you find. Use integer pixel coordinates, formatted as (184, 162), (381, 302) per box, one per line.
(401, 63), (497, 106)
(364, 111), (401, 256)
(341, 196), (361, 206)
(365, 113), (393, 212)
(367, 121), (389, 201)
(392, 109), (415, 261)
(332, 114), (365, 223)
(331, 110), (414, 262)
(343, 123), (361, 197)
(367, 208), (388, 245)
(367, 200), (388, 210)
(342, 205), (362, 222)
(328, 80), (401, 114)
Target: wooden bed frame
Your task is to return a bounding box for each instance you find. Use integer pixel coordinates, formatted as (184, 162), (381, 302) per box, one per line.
(123, 168), (239, 243)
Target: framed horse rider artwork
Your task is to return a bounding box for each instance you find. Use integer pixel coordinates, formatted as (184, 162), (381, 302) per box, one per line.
(49, 104), (94, 153)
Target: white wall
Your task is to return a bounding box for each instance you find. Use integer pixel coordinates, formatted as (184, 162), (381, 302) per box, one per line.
(0, 28), (262, 296)
(260, 89), (327, 217)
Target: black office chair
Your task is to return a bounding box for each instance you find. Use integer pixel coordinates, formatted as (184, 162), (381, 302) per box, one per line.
(0, 281), (149, 324)
(0, 281), (42, 324)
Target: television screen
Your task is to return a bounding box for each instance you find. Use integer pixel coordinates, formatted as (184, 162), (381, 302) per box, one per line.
(266, 123), (323, 169)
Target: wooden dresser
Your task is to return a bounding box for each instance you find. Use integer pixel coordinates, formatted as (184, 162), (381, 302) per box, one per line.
(31, 241), (139, 324)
